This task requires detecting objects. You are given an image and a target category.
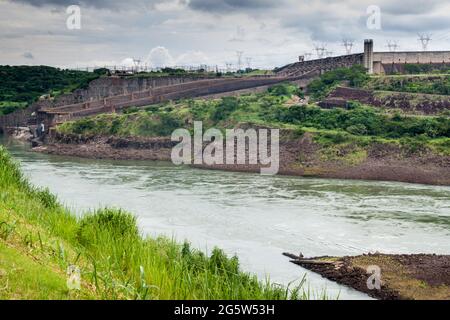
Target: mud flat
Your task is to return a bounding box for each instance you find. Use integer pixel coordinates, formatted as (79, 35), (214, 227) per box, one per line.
(283, 252), (450, 300)
(33, 132), (450, 186)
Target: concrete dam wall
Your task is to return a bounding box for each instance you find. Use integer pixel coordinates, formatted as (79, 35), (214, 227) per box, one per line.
(278, 39), (450, 76)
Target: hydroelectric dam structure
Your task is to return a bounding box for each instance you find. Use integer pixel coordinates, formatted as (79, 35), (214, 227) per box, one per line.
(277, 39), (450, 77)
(1, 39), (450, 134)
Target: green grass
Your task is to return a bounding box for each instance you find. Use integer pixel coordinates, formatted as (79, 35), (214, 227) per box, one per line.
(0, 146), (311, 300)
(0, 243), (78, 300)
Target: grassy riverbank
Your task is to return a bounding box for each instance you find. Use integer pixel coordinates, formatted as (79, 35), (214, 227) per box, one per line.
(0, 146), (307, 300)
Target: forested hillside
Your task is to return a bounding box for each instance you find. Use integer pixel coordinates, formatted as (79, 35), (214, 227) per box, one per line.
(0, 66), (101, 115)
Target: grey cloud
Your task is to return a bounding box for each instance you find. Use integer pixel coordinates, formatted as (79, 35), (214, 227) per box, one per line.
(188, 0), (282, 12)
(12, 0), (161, 10)
(381, 15), (450, 33)
(14, 0), (106, 7)
(2, 0), (450, 67)
(23, 52), (34, 59)
(377, 0), (443, 15)
(277, 0), (449, 43)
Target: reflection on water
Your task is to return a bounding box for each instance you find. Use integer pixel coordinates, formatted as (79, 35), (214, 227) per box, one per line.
(2, 136), (449, 300)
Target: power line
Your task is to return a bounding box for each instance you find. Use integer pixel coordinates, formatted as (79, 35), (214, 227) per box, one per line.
(225, 62), (233, 73)
(314, 44), (326, 59)
(236, 51), (244, 71)
(246, 57), (252, 69)
(432, 31), (449, 41)
(418, 33), (432, 51)
(386, 40), (399, 52)
(304, 53), (312, 61)
(342, 39), (354, 55)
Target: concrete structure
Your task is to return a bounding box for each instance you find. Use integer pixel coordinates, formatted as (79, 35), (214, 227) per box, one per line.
(278, 39), (450, 76)
(3, 39), (450, 133)
(372, 51), (450, 74)
(32, 72), (318, 130)
(363, 39), (374, 74)
(276, 54), (364, 77)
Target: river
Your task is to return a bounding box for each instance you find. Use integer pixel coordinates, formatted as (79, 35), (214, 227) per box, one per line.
(2, 137), (450, 300)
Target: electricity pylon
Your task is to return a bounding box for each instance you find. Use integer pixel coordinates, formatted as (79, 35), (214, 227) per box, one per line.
(418, 33), (432, 51)
(386, 41), (399, 52)
(342, 39), (354, 55)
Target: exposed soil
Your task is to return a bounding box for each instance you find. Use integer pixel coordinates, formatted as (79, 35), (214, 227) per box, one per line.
(283, 252), (450, 300)
(327, 86), (450, 115)
(33, 131), (450, 186)
(34, 134), (175, 161)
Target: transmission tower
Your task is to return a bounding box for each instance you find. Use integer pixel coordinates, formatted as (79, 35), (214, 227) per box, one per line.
(225, 62), (233, 73)
(418, 33), (432, 51)
(386, 41), (399, 52)
(342, 39), (354, 55)
(314, 45), (326, 59)
(236, 51), (244, 71)
(246, 57), (252, 70)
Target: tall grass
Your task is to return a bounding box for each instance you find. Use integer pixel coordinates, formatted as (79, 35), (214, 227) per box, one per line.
(0, 146), (309, 300)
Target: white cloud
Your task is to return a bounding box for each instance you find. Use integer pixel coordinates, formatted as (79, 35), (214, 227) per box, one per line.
(153, 0), (187, 12)
(175, 50), (211, 66)
(145, 46), (174, 68)
(120, 58), (136, 67)
(1, 0), (450, 68)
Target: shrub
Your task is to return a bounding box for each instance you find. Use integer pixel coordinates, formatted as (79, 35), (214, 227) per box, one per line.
(70, 118), (97, 134)
(400, 136), (428, 154)
(211, 97), (240, 122)
(307, 65), (369, 99)
(268, 84), (291, 97)
(123, 106), (140, 114)
(76, 209), (140, 247)
(346, 124), (368, 135)
(33, 188), (58, 209)
(209, 248), (240, 275)
(155, 113), (183, 136)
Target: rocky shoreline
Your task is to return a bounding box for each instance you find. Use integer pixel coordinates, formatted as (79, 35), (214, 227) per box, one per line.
(283, 252), (450, 300)
(31, 132), (450, 186)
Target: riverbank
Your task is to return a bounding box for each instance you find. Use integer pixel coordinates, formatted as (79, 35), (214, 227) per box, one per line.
(4, 137), (450, 300)
(283, 252), (450, 300)
(40, 77), (449, 186)
(0, 146), (301, 300)
(33, 131), (450, 186)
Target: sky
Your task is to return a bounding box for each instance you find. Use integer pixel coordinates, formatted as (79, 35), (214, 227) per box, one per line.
(1, 0), (450, 70)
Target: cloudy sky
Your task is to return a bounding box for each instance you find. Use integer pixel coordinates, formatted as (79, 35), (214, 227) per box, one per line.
(1, 0), (450, 69)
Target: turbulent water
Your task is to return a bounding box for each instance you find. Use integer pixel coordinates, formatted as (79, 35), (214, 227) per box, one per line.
(2, 137), (450, 300)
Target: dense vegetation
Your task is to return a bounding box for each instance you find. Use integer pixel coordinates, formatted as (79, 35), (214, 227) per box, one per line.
(58, 83), (450, 144)
(307, 65), (369, 99)
(0, 146), (309, 299)
(403, 63), (450, 75)
(0, 66), (101, 115)
(365, 74), (450, 96)
(274, 104), (449, 139)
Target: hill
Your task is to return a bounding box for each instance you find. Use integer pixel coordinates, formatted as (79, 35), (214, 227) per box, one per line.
(0, 66), (101, 115)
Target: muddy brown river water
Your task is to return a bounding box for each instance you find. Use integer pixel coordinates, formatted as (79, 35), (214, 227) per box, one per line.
(2, 137), (449, 300)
